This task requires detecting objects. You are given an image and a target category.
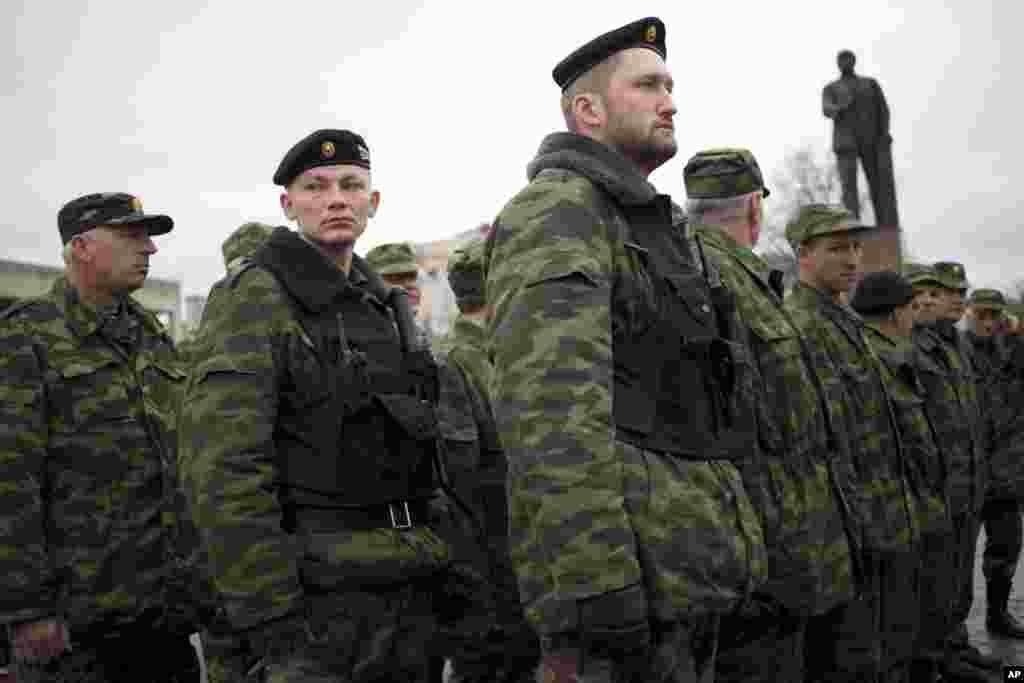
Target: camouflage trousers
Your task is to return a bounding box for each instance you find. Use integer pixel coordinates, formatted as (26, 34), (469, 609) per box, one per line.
(804, 550), (921, 683)
(13, 627), (200, 683)
(981, 498), (1022, 586)
(535, 618), (718, 683)
(950, 511), (983, 631)
(913, 529), (958, 665)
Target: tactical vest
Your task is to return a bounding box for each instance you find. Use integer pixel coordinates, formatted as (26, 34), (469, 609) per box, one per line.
(610, 196), (755, 462)
(251, 250), (439, 519)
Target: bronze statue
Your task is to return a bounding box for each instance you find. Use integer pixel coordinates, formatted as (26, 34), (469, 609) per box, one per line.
(822, 50), (899, 227)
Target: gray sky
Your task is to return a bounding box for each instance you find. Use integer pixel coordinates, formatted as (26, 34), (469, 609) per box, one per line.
(4, 1), (1021, 297)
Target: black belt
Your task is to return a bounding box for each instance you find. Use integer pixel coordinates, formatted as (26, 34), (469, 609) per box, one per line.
(292, 499), (430, 531)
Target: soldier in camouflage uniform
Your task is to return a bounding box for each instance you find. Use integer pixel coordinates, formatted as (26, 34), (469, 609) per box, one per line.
(179, 130), (455, 682)
(850, 271), (954, 682)
(784, 204), (918, 682)
(682, 149), (857, 683)
(907, 264), (999, 681)
(0, 193), (203, 682)
(965, 289), (1024, 639)
(192, 222), (275, 683)
(365, 243), (431, 346)
(430, 238), (540, 682)
(486, 18), (767, 682)
(222, 222), (274, 274)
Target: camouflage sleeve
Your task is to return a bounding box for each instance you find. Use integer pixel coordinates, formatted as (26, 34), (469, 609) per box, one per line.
(486, 184), (643, 636)
(0, 315), (58, 623)
(178, 269), (303, 631)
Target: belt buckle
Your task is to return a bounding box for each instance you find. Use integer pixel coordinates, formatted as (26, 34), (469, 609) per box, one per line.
(388, 501), (413, 530)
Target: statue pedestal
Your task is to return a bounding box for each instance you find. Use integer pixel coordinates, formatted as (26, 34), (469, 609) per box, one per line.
(859, 224), (902, 274)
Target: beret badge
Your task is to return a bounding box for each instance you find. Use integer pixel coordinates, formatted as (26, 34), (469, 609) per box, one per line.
(645, 24), (657, 42)
(321, 141), (336, 159)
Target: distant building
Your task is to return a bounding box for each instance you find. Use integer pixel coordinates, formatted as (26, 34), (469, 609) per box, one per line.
(0, 258), (183, 339)
(412, 223), (490, 339)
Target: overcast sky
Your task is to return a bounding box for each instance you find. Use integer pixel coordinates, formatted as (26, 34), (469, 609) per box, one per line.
(4, 1), (1021, 298)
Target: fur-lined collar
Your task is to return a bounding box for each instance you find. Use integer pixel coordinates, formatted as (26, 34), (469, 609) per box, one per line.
(526, 132), (657, 206)
(254, 227), (388, 314)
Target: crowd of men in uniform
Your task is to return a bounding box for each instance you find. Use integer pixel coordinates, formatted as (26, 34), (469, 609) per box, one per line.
(2, 14), (1024, 683)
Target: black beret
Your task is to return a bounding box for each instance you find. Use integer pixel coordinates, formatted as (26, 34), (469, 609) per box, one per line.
(552, 17), (666, 91)
(273, 129), (370, 186)
(850, 270), (915, 316)
(58, 192), (173, 245)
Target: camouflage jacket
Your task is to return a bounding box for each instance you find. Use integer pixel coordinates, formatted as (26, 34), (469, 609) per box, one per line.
(486, 132), (765, 637)
(690, 224), (855, 615)
(862, 325), (949, 535)
(0, 278), (194, 630)
(966, 333), (1024, 500)
(179, 230), (450, 632)
(913, 323), (985, 516)
(439, 316), (504, 525)
(786, 283), (916, 555)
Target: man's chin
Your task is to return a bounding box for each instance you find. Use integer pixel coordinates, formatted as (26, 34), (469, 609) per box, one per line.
(621, 141), (677, 171)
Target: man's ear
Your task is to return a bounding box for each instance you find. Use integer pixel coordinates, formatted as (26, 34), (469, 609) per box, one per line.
(368, 190), (381, 218)
(71, 235), (93, 263)
(280, 192), (295, 221)
(749, 193), (763, 224)
(574, 92), (605, 132)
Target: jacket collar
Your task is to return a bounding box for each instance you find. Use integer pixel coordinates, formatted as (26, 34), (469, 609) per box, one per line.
(54, 277), (156, 341)
(255, 227), (384, 314)
(527, 132), (658, 206)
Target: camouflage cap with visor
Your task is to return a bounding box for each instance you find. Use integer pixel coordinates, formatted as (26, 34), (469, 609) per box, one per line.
(932, 261), (969, 292)
(683, 148), (770, 199)
(967, 287), (1007, 310)
(364, 242), (419, 276)
(904, 262), (942, 287)
(447, 237), (486, 307)
(58, 192), (173, 245)
(785, 203), (873, 250)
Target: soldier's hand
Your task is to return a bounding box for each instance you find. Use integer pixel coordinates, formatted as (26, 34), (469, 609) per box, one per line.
(11, 618), (71, 662)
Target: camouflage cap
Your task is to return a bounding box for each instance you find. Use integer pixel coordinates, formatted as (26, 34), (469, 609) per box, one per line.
(273, 129), (370, 186)
(683, 148), (770, 199)
(967, 287), (1007, 310)
(58, 192), (173, 244)
(364, 242), (418, 276)
(904, 263), (945, 288)
(933, 261), (969, 292)
(850, 270), (915, 316)
(553, 17), (666, 90)
(784, 203), (872, 249)
(447, 238), (486, 307)
(222, 222), (274, 271)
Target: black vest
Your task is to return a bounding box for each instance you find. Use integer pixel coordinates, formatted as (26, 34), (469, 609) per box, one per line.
(610, 196), (755, 462)
(249, 230), (439, 512)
